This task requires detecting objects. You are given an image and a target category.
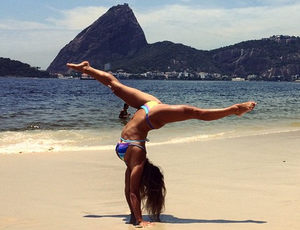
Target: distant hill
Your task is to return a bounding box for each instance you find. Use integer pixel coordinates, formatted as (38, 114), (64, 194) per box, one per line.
(47, 4), (300, 80)
(210, 35), (300, 79)
(110, 41), (217, 73)
(0, 57), (50, 78)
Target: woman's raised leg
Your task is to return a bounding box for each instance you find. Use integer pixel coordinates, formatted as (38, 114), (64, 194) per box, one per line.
(66, 61), (161, 109)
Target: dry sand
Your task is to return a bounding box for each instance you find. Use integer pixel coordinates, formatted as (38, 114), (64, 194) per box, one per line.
(1, 131), (299, 229)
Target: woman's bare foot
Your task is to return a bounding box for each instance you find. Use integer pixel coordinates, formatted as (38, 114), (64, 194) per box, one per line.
(234, 101), (257, 116)
(66, 61), (90, 72)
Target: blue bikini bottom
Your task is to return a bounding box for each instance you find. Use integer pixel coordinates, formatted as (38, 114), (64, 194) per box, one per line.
(115, 138), (148, 162)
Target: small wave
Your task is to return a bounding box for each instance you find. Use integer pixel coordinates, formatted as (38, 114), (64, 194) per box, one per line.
(148, 128), (300, 146)
(148, 132), (229, 146)
(213, 127), (300, 140)
(0, 130), (117, 154)
(0, 129), (230, 154)
(1, 127), (299, 155)
(252, 128), (300, 136)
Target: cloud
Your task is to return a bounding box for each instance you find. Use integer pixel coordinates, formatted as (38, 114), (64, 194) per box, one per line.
(0, 6), (107, 31)
(46, 6), (108, 30)
(135, 3), (300, 49)
(0, 20), (49, 30)
(0, 29), (78, 68)
(0, 6), (108, 69)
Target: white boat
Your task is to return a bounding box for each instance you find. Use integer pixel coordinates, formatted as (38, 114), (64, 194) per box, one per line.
(231, 77), (245, 81)
(80, 74), (95, 80)
(58, 74), (73, 79)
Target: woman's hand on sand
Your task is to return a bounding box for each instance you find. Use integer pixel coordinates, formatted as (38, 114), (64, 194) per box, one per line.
(136, 220), (154, 228)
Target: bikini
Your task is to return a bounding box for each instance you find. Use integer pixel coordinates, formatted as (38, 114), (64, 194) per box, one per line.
(115, 101), (159, 162)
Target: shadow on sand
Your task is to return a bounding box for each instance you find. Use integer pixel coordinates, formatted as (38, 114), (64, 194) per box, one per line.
(83, 213), (266, 225)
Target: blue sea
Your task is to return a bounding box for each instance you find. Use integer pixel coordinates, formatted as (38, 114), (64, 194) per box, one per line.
(1, 77), (299, 154)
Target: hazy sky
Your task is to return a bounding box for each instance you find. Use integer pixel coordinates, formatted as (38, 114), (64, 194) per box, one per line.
(1, 0), (299, 70)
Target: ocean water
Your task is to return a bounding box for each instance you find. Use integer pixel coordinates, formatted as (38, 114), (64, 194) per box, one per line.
(1, 77), (300, 154)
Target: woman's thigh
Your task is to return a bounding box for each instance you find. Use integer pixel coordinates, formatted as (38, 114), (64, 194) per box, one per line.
(112, 82), (161, 109)
(150, 104), (196, 128)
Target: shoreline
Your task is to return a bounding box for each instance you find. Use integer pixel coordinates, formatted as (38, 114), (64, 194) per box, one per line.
(1, 131), (299, 229)
(1, 127), (300, 155)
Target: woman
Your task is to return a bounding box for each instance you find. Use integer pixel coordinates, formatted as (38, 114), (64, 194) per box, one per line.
(119, 103), (131, 119)
(67, 61), (257, 227)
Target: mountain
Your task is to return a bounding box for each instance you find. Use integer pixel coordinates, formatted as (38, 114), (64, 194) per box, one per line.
(0, 57), (50, 78)
(47, 4), (300, 80)
(108, 41), (218, 73)
(211, 35), (300, 79)
(47, 3), (147, 73)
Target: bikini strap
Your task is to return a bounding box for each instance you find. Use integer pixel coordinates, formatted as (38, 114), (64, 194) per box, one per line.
(141, 104), (149, 114)
(120, 137), (149, 143)
(145, 114), (155, 129)
(141, 104), (156, 129)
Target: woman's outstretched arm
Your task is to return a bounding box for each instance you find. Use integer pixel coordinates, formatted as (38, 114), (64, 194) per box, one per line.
(125, 163), (152, 227)
(67, 61), (161, 109)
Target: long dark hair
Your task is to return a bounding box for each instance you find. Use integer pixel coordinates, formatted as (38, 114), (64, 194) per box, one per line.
(139, 158), (166, 221)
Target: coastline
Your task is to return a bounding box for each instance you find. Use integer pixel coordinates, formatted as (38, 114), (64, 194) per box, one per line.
(1, 125), (299, 155)
(1, 131), (299, 229)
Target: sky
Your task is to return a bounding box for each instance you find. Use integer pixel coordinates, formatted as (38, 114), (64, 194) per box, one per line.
(1, 0), (300, 70)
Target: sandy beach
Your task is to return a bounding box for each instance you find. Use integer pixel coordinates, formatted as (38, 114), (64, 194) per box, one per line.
(1, 130), (299, 230)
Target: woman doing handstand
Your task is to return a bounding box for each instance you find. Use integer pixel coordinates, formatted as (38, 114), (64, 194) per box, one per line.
(67, 61), (257, 227)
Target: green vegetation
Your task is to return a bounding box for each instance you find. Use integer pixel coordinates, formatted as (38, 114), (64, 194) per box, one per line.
(104, 41), (216, 73)
(0, 57), (51, 78)
(95, 36), (300, 80)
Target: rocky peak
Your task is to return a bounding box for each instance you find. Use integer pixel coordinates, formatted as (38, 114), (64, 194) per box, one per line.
(47, 3), (147, 73)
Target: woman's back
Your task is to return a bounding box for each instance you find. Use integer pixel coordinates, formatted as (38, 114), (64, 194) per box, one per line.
(121, 109), (151, 140)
